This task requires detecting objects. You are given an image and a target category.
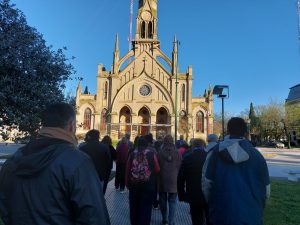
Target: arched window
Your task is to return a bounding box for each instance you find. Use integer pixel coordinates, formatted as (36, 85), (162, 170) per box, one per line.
(182, 84), (185, 102)
(104, 81), (108, 100)
(141, 21), (146, 39)
(83, 108), (92, 130)
(196, 111), (204, 133)
(148, 22), (153, 38)
(100, 109), (107, 133)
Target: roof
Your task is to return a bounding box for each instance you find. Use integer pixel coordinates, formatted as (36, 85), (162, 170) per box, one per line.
(287, 84), (300, 102)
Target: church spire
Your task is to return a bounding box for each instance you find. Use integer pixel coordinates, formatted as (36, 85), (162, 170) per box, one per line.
(114, 33), (119, 52)
(135, 0), (158, 40)
(113, 33), (119, 75)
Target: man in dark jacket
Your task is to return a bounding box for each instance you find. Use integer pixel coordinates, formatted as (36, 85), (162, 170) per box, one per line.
(202, 117), (270, 225)
(79, 129), (111, 194)
(178, 138), (208, 225)
(0, 103), (110, 225)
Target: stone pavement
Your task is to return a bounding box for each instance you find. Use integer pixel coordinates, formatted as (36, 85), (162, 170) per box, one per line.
(105, 179), (192, 225)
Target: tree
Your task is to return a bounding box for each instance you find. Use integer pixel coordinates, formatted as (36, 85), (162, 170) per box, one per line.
(213, 112), (234, 137)
(248, 103), (260, 139)
(255, 100), (285, 141)
(0, 0), (74, 135)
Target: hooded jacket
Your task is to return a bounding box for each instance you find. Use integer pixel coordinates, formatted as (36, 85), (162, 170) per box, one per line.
(158, 144), (182, 193)
(0, 137), (110, 225)
(202, 137), (270, 225)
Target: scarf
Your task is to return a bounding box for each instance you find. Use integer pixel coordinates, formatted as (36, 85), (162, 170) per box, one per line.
(39, 127), (78, 148)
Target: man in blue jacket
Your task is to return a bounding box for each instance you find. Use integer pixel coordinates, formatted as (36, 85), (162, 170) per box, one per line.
(202, 117), (270, 225)
(0, 103), (110, 225)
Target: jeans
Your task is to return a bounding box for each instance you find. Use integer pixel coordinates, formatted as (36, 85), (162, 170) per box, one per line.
(159, 192), (178, 225)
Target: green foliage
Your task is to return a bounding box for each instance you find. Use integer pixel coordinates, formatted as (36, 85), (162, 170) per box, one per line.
(264, 179), (300, 225)
(0, 0), (74, 135)
(285, 101), (300, 137)
(112, 139), (119, 148)
(255, 100), (285, 141)
(248, 103), (260, 136)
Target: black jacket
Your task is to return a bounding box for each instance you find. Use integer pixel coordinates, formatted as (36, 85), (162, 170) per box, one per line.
(79, 140), (111, 181)
(177, 148), (207, 205)
(0, 137), (110, 225)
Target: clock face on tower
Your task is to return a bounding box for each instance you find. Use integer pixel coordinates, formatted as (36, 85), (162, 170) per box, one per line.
(141, 11), (152, 21)
(139, 84), (151, 96)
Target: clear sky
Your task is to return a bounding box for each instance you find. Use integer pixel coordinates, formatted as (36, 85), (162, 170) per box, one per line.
(11, 0), (300, 115)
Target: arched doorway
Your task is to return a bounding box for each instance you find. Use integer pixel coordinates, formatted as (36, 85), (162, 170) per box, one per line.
(156, 107), (170, 138)
(138, 107), (150, 135)
(119, 106), (132, 137)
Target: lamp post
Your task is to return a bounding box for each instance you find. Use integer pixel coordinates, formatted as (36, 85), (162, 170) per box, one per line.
(174, 40), (180, 141)
(213, 85), (229, 140)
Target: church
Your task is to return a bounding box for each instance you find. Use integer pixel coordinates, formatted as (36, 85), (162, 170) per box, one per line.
(76, 0), (214, 141)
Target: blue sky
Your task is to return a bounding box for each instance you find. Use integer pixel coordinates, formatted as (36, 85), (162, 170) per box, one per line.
(11, 0), (300, 115)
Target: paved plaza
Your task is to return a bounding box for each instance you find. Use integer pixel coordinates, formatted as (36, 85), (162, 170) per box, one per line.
(105, 179), (192, 225)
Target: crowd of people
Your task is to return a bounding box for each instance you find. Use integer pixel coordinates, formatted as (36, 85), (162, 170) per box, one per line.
(0, 102), (270, 225)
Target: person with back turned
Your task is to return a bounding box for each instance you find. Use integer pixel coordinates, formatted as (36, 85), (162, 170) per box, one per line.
(202, 117), (270, 225)
(0, 102), (110, 225)
(79, 129), (111, 194)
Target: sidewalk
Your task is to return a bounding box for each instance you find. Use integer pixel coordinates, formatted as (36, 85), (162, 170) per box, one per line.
(105, 179), (192, 225)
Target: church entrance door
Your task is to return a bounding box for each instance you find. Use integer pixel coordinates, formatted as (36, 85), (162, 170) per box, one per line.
(119, 106), (132, 138)
(156, 107), (170, 138)
(138, 107), (150, 136)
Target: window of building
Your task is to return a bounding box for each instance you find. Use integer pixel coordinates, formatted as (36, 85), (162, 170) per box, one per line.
(148, 22), (153, 38)
(104, 82), (108, 99)
(182, 84), (185, 102)
(141, 21), (146, 39)
(100, 109), (107, 133)
(196, 111), (204, 133)
(83, 108), (92, 130)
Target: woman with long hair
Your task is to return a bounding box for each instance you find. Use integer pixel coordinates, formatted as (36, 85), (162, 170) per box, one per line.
(126, 137), (160, 225)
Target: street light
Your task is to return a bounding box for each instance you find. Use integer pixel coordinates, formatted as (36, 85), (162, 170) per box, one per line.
(213, 85), (229, 140)
(174, 39), (180, 141)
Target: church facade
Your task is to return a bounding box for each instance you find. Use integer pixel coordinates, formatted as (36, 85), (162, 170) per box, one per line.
(76, 0), (214, 141)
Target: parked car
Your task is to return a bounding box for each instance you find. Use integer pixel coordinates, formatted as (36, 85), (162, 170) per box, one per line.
(268, 141), (285, 149)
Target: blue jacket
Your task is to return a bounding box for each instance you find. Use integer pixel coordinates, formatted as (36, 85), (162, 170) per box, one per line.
(202, 137), (270, 225)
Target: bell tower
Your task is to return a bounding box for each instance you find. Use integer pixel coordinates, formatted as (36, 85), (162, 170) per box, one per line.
(135, 0), (158, 40)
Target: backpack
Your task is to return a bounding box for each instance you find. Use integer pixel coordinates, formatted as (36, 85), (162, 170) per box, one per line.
(130, 149), (152, 183)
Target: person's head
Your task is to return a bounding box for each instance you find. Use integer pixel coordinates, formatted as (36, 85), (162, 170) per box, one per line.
(125, 133), (131, 141)
(133, 136), (140, 147)
(189, 138), (194, 147)
(179, 134), (184, 140)
(163, 134), (174, 146)
(101, 135), (112, 146)
(227, 117), (247, 137)
(41, 102), (76, 134)
(137, 136), (148, 152)
(121, 136), (128, 145)
(145, 133), (153, 145)
(192, 138), (206, 149)
(85, 129), (100, 142)
(207, 134), (219, 143)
